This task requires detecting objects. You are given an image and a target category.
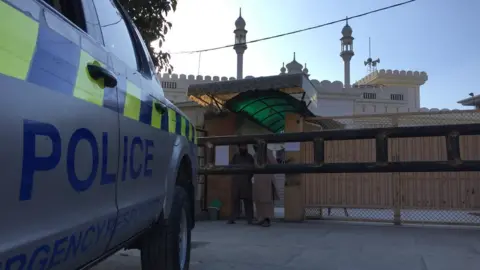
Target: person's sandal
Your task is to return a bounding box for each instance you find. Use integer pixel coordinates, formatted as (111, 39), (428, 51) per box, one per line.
(261, 218), (271, 227)
(254, 219), (265, 225)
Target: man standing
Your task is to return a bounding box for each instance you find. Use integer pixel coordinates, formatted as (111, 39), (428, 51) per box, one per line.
(227, 144), (255, 224)
(252, 146), (278, 227)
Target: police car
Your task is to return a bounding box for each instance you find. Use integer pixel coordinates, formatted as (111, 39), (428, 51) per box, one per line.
(0, 0), (197, 269)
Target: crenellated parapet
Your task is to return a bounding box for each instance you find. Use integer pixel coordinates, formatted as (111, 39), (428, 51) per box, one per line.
(418, 107), (462, 112)
(159, 71), (423, 93)
(158, 73), (236, 82)
(355, 69), (428, 87)
(310, 79), (345, 92)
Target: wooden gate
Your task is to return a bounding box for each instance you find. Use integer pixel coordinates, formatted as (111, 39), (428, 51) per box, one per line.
(302, 111), (480, 225)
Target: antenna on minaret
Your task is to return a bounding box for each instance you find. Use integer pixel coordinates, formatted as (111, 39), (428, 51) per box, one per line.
(364, 37), (380, 73)
(197, 52), (202, 76)
(368, 37), (374, 72)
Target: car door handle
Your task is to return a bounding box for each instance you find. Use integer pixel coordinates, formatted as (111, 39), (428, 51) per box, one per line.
(87, 63), (118, 88)
(154, 102), (167, 114)
(149, 94), (167, 114)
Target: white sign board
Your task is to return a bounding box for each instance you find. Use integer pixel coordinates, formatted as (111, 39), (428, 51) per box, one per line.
(215, 145), (229, 165)
(284, 142), (300, 152)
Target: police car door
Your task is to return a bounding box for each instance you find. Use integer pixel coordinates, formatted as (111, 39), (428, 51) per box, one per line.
(0, 0), (119, 269)
(92, 0), (172, 247)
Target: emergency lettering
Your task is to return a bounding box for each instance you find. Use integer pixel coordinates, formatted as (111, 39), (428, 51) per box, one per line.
(0, 198), (160, 270)
(19, 119), (155, 201)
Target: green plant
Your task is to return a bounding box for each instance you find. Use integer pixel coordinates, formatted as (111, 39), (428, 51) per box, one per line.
(119, 0), (178, 73)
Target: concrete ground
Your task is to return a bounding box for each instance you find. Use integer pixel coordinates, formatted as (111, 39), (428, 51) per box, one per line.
(93, 221), (480, 270)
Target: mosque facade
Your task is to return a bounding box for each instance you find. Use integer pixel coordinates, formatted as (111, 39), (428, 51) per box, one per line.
(158, 11), (474, 126)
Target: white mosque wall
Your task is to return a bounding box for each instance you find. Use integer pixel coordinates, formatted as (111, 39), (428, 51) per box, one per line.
(175, 101), (206, 127)
(159, 73), (460, 119)
(315, 99), (355, 116)
(309, 79), (418, 115)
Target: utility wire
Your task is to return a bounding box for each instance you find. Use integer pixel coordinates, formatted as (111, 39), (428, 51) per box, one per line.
(170, 0), (415, 55)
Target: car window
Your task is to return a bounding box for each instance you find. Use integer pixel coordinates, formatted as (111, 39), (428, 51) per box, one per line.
(42, 0), (86, 31)
(133, 25), (156, 75)
(93, 0), (138, 70)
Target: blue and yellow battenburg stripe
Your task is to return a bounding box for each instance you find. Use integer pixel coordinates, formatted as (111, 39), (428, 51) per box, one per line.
(0, 1), (38, 80)
(0, 1), (196, 144)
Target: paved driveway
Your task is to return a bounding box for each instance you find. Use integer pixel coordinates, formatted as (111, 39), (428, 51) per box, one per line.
(93, 221), (480, 270)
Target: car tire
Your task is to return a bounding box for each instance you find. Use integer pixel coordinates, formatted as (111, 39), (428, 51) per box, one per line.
(141, 186), (192, 270)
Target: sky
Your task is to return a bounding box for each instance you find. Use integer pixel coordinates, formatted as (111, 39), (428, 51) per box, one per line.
(160, 0), (480, 110)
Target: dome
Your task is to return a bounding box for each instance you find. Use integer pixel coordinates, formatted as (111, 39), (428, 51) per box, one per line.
(286, 52), (303, 73)
(235, 8), (246, 29)
(342, 21), (352, 36)
(235, 16), (246, 29)
(286, 60), (302, 73)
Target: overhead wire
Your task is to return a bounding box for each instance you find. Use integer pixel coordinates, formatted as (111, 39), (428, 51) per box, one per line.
(169, 0), (416, 55)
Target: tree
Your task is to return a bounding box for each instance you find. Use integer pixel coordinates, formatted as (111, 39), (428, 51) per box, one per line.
(119, 0), (178, 73)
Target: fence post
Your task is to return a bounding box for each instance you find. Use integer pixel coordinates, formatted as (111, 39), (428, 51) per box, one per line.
(391, 115), (402, 225)
(284, 113), (305, 222)
(393, 172), (401, 225)
(313, 137), (324, 220)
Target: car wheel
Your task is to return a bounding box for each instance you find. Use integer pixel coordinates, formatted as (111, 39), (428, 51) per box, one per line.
(141, 186), (192, 270)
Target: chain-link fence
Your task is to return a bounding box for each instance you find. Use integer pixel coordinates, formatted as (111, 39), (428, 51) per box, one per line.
(305, 207), (480, 225)
(305, 207), (394, 223)
(303, 110), (480, 226)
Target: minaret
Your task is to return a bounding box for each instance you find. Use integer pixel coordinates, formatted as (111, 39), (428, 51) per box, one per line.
(233, 8), (247, 79)
(340, 18), (354, 88)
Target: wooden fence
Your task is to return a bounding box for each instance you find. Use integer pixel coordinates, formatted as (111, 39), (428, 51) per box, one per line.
(301, 110), (480, 225)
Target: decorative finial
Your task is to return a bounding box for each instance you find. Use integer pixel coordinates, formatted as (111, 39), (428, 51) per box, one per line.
(234, 8), (246, 29)
(346, 16), (349, 25)
(303, 63), (309, 75)
(280, 62), (286, 74)
(293, 52), (296, 61)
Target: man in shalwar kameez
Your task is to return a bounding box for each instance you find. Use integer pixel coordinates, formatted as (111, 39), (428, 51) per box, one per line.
(227, 144), (255, 224)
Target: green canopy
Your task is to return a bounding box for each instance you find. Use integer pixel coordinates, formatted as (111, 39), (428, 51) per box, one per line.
(224, 89), (314, 133)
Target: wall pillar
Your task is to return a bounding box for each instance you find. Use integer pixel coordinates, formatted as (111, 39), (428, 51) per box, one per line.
(283, 113), (305, 222)
(203, 112), (237, 219)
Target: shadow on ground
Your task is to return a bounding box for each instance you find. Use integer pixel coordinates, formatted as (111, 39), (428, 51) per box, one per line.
(93, 221), (480, 270)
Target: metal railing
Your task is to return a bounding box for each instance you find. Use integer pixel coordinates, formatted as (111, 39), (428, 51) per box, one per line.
(198, 123), (480, 175)
(195, 127), (208, 211)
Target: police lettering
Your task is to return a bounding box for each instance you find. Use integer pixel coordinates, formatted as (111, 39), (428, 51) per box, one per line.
(19, 119), (155, 201)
